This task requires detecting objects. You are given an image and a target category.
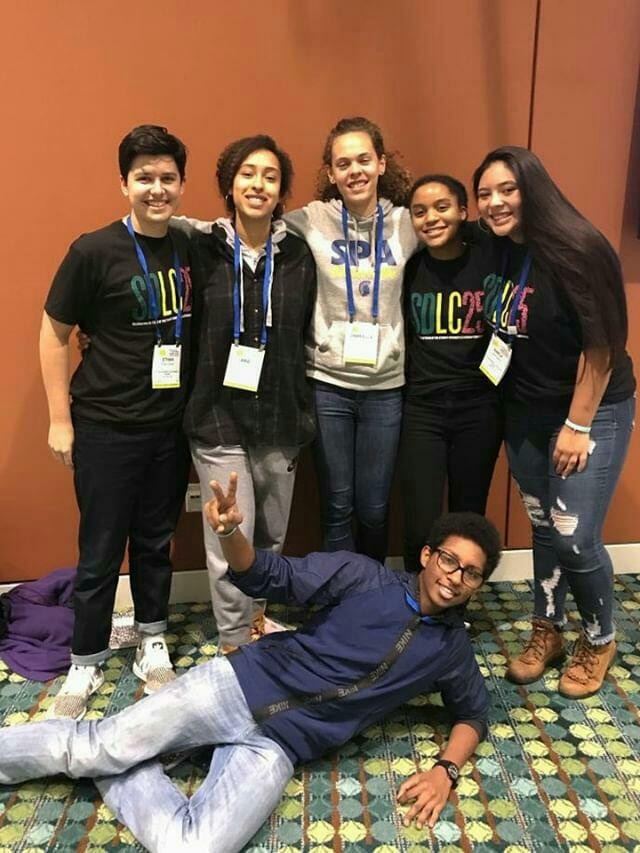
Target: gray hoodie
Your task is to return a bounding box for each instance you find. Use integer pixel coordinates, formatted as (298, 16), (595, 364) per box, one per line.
(284, 199), (418, 391)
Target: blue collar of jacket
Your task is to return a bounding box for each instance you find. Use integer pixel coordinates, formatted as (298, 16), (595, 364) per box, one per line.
(403, 574), (467, 628)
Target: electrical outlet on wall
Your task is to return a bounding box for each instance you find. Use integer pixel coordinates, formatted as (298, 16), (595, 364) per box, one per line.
(185, 483), (202, 513)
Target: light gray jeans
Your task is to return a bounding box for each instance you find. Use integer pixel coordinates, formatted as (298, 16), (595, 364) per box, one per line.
(0, 657), (293, 853)
(191, 444), (298, 646)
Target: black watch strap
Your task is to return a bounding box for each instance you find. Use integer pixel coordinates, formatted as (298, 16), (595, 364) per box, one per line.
(434, 759), (459, 788)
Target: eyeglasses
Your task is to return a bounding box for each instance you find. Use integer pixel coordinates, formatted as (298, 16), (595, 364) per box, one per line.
(435, 548), (484, 589)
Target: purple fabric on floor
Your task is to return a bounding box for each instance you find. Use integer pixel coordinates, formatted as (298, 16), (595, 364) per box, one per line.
(0, 568), (75, 681)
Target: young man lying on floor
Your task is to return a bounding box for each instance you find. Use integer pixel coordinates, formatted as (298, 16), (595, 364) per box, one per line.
(0, 474), (500, 853)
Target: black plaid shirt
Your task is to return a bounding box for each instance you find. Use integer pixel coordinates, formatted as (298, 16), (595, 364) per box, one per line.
(184, 225), (317, 448)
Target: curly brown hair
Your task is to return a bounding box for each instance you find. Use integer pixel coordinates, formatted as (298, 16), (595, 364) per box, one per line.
(216, 135), (294, 220)
(315, 117), (412, 207)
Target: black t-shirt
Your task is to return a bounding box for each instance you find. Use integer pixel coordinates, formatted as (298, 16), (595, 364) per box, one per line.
(484, 238), (635, 407)
(45, 220), (193, 426)
(404, 240), (496, 399)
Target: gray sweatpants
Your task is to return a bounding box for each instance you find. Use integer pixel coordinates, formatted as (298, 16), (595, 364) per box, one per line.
(191, 443), (298, 646)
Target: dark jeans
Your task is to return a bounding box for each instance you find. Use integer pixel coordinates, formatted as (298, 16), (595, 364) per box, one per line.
(399, 390), (504, 572)
(71, 417), (190, 662)
(312, 381), (403, 563)
(505, 395), (635, 642)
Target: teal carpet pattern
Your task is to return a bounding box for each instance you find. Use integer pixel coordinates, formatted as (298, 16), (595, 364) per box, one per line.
(2, 576), (640, 851)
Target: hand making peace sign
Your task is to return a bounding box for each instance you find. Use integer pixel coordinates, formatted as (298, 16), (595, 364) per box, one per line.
(204, 472), (244, 536)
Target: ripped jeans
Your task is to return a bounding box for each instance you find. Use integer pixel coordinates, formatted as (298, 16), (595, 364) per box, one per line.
(505, 396), (635, 643)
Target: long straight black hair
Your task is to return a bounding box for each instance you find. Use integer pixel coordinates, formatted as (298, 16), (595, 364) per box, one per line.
(472, 146), (628, 367)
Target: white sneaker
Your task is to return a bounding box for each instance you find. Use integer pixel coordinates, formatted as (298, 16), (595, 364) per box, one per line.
(109, 610), (141, 649)
(47, 664), (104, 721)
(133, 635), (176, 694)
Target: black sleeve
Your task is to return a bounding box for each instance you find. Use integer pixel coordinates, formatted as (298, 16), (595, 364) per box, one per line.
(44, 244), (95, 327)
(402, 255), (415, 377)
(303, 251), (318, 331)
(184, 234), (206, 395)
(403, 255), (414, 318)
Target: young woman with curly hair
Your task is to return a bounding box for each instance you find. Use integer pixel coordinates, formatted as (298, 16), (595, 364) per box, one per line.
(285, 117), (418, 562)
(473, 146), (635, 698)
(179, 135), (316, 650)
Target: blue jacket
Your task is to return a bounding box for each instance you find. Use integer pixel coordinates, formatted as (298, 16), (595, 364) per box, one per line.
(227, 550), (489, 765)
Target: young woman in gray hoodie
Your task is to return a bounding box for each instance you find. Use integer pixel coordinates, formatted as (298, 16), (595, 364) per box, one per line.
(285, 117), (418, 562)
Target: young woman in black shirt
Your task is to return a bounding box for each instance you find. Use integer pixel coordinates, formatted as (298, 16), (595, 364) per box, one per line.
(399, 175), (503, 572)
(473, 146), (635, 698)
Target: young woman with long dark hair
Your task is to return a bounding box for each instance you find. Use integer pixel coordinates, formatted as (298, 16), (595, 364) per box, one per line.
(399, 175), (502, 572)
(473, 146), (635, 697)
(285, 117), (417, 562)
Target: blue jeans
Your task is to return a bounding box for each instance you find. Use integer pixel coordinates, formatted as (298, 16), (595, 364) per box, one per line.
(505, 396), (635, 643)
(0, 657), (293, 853)
(312, 381), (403, 562)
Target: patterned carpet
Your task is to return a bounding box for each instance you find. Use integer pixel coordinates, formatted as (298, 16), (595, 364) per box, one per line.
(2, 575), (640, 852)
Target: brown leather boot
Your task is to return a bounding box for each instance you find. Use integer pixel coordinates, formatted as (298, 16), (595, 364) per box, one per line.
(558, 634), (616, 699)
(507, 616), (565, 684)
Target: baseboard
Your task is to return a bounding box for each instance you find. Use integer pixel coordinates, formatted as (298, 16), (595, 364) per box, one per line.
(3, 544), (638, 605)
(487, 542), (640, 583)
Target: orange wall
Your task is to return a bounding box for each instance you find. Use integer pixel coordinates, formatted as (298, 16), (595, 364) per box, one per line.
(1, 0), (637, 579)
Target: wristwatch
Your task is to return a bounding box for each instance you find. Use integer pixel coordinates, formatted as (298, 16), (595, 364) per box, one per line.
(434, 759), (459, 788)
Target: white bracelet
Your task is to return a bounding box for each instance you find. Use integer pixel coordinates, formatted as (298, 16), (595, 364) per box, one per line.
(216, 525), (238, 539)
(564, 418), (591, 434)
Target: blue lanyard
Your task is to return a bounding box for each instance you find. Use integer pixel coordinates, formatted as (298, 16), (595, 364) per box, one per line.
(404, 590), (439, 625)
(233, 232), (273, 347)
(494, 248), (532, 339)
(341, 203), (384, 323)
(126, 217), (184, 345)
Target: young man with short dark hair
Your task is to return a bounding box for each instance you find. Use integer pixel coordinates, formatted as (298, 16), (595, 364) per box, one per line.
(39, 125), (193, 720)
(0, 474), (500, 851)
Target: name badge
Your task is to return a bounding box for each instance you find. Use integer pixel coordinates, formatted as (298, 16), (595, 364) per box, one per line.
(152, 344), (181, 389)
(343, 321), (379, 366)
(479, 333), (512, 386)
(223, 344), (265, 392)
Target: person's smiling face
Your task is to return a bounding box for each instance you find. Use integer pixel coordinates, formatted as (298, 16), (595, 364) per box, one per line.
(327, 131), (386, 216)
(475, 160), (524, 242)
(410, 182), (467, 254)
(121, 154), (184, 236)
(231, 149), (282, 223)
(418, 535), (486, 615)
